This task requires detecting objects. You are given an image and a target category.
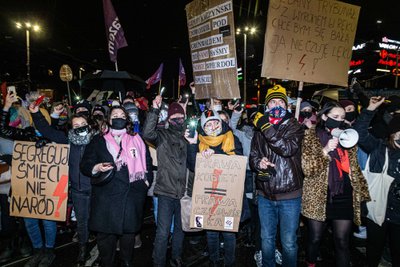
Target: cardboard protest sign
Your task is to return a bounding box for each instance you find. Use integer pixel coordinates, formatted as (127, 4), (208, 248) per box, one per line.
(186, 0), (240, 99)
(261, 0), (360, 86)
(190, 154), (247, 232)
(10, 141), (70, 221)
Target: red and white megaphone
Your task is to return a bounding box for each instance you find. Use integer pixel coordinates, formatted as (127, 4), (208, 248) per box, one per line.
(331, 128), (359, 148)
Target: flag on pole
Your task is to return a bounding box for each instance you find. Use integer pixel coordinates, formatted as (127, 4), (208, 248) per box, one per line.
(1, 82), (7, 103)
(103, 0), (128, 63)
(146, 63), (164, 89)
(178, 58), (186, 87)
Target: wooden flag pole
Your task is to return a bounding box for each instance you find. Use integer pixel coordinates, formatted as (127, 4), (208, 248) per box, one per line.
(294, 81), (304, 120)
(158, 79), (162, 95)
(177, 76), (181, 98)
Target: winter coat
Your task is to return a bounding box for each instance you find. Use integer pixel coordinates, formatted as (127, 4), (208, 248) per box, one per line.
(80, 134), (148, 234)
(142, 108), (187, 199)
(353, 109), (400, 224)
(0, 110), (37, 141)
(301, 128), (370, 226)
(249, 116), (304, 200)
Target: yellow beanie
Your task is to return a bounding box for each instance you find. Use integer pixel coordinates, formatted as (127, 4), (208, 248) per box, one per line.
(265, 85), (288, 106)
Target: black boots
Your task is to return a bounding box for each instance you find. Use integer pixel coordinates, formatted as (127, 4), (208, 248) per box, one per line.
(24, 248), (44, 267)
(0, 240), (15, 263)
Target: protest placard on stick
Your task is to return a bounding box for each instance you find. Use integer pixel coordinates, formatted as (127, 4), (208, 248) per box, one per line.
(190, 154), (247, 232)
(10, 141), (70, 221)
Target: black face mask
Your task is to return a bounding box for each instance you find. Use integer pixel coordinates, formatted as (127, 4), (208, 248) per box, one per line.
(111, 118), (127, 130)
(169, 118), (185, 126)
(325, 117), (344, 130)
(73, 125), (89, 136)
(345, 111), (356, 122)
(300, 111), (312, 119)
(77, 111), (90, 118)
(93, 114), (104, 121)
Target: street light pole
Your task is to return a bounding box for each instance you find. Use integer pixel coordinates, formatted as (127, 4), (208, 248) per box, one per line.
(26, 28), (30, 82)
(243, 32), (247, 104)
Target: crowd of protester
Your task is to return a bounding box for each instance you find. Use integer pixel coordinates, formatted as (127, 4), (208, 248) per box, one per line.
(0, 81), (399, 267)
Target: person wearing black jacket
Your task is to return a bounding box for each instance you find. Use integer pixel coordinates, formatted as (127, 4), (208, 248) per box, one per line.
(353, 96), (400, 267)
(30, 104), (94, 267)
(249, 85), (304, 267)
(143, 95), (195, 267)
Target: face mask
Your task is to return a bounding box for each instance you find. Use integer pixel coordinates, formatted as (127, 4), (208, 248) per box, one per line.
(300, 111), (312, 119)
(77, 111), (90, 118)
(213, 105), (222, 112)
(111, 118), (127, 130)
(204, 127), (222, 137)
(345, 111), (356, 122)
(73, 125), (89, 136)
(93, 114), (104, 121)
(169, 117), (185, 126)
(269, 106), (287, 119)
(325, 117), (344, 130)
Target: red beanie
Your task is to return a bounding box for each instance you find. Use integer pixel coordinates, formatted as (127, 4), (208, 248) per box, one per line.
(167, 102), (185, 118)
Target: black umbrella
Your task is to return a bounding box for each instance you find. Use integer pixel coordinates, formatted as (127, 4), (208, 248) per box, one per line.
(80, 70), (146, 96)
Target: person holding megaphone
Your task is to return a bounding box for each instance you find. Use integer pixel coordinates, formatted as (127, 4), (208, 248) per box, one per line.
(301, 101), (370, 267)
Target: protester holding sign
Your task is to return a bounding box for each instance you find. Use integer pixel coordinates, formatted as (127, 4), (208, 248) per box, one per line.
(30, 104), (95, 267)
(197, 109), (243, 267)
(301, 102), (370, 267)
(81, 106), (150, 267)
(249, 85), (304, 267)
(353, 97), (400, 267)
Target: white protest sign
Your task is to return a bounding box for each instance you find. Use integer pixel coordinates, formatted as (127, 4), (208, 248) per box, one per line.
(261, 0), (360, 86)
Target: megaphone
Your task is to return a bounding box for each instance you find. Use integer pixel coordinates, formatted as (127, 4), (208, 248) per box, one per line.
(331, 128), (359, 148)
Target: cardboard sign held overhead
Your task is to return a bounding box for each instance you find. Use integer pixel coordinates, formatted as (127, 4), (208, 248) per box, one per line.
(186, 0), (240, 99)
(190, 154), (247, 232)
(261, 0), (360, 86)
(10, 141), (70, 221)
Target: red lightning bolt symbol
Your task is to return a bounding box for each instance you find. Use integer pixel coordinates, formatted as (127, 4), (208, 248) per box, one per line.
(299, 54), (306, 72)
(209, 169), (223, 219)
(52, 175), (68, 218)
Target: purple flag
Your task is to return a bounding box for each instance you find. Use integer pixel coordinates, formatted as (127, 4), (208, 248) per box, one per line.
(146, 63), (164, 89)
(178, 58), (186, 86)
(103, 0), (128, 62)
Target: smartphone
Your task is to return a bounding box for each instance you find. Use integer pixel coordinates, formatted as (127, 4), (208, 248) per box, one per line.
(180, 93), (189, 103)
(7, 86), (16, 96)
(186, 119), (197, 138)
(234, 99), (242, 111)
(34, 95), (46, 107)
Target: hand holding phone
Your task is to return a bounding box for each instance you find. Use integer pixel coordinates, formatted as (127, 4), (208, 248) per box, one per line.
(7, 86), (16, 96)
(186, 119), (197, 138)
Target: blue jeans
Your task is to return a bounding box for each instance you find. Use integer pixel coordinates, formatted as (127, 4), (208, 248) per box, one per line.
(258, 196), (301, 267)
(206, 230), (236, 265)
(71, 189), (91, 244)
(152, 195), (184, 266)
(153, 196), (174, 233)
(24, 218), (57, 249)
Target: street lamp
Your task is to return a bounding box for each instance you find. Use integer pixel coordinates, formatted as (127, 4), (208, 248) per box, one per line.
(236, 26), (256, 104)
(15, 21), (41, 84)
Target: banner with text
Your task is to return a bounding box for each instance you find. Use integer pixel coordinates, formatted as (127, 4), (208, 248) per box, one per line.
(190, 154), (246, 232)
(186, 0), (240, 99)
(10, 141), (70, 221)
(261, 0), (360, 86)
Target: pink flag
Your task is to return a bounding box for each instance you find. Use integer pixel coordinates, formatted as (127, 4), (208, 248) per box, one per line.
(178, 58), (186, 87)
(146, 63), (164, 89)
(103, 0), (128, 62)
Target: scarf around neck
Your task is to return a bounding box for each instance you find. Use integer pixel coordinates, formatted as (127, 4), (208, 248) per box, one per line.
(103, 128), (147, 182)
(199, 130), (235, 155)
(68, 130), (93, 145)
(316, 128), (350, 201)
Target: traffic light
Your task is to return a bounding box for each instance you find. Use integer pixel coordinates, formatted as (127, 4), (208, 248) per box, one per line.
(237, 67), (243, 80)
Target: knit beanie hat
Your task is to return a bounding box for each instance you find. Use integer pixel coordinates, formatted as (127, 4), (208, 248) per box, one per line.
(300, 101), (312, 111)
(74, 100), (92, 113)
(167, 102), (185, 119)
(200, 110), (221, 129)
(388, 115), (400, 134)
(265, 85), (288, 106)
(339, 99), (355, 109)
(92, 104), (106, 116)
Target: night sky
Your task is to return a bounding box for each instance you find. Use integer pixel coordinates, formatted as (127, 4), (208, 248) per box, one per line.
(0, 0), (399, 98)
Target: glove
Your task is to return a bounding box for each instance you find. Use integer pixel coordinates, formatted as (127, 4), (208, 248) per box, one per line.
(252, 112), (271, 131)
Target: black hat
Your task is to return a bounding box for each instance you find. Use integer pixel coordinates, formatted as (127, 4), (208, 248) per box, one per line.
(386, 95), (400, 113)
(388, 115), (400, 134)
(74, 100), (92, 113)
(92, 104), (106, 115)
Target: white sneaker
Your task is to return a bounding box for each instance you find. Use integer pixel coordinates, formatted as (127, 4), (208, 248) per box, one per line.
(353, 226), (367, 239)
(275, 249), (282, 265)
(254, 250), (262, 267)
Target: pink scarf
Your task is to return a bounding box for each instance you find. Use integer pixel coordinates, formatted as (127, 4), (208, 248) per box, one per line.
(103, 129), (147, 183)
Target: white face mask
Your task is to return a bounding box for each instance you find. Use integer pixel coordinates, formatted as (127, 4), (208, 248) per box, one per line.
(213, 105), (222, 112)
